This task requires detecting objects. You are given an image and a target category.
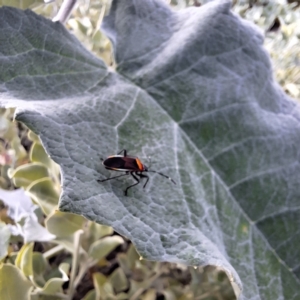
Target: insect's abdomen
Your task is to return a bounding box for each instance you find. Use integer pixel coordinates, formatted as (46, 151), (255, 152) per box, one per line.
(104, 157), (140, 171)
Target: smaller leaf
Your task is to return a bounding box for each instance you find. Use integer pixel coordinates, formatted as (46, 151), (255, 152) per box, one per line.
(42, 262), (69, 294)
(83, 289), (96, 300)
(87, 222), (114, 243)
(0, 222), (11, 260)
(118, 244), (139, 271)
(23, 216), (56, 243)
(0, 188), (54, 243)
(109, 267), (128, 293)
(0, 165), (11, 189)
(32, 252), (48, 275)
(0, 188), (37, 222)
(10, 137), (27, 161)
(31, 295), (65, 300)
(0, 112), (12, 139)
(29, 142), (61, 181)
(30, 142), (53, 168)
(94, 224), (114, 239)
(128, 279), (154, 299)
(9, 163), (49, 188)
(15, 242), (34, 276)
(141, 289), (156, 300)
(46, 211), (85, 237)
(116, 293), (130, 300)
(162, 289), (176, 300)
(0, 0), (38, 9)
(88, 235), (124, 261)
(32, 252), (47, 287)
(28, 131), (40, 143)
(27, 178), (60, 215)
(0, 264), (32, 300)
(93, 272), (107, 286)
(93, 272), (113, 299)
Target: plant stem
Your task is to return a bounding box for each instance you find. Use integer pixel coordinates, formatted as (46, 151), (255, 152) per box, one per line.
(43, 244), (65, 260)
(52, 0), (77, 24)
(129, 268), (163, 300)
(68, 230), (83, 300)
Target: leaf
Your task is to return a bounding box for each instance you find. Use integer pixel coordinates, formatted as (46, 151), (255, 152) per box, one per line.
(15, 242), (34, 276)
(88, 235), (124, 261)
(30, 142), (54, 168)
(46, 211), (85, 237)
(109, 267), (128, 293)
(32, 252), (48, 287)
(82, 289), (96, 300)
(141, 289), (156, 300)
(27, 178), (60, 215)
(81, 222), (114, 253)
(22, 215), (56, 243)
(28, 130), (41, 143)
(41, 262), (69, 294)
(0, 0), (39, 9)
(0, 188), (55, 242)
(32, 252), (48, 275)
(0, 188), (37, 222)
(9, 163), (50, 188)
(0, 264), (32, 300)
(30, 141), (61, 179)
(93, 272), (113, 299)
(0, 2), (299, 299)
(117, 244), (140, 273)
(0, 222), (11, 260)
(31, 295), (66, 300)
(85, 222), (114, 244)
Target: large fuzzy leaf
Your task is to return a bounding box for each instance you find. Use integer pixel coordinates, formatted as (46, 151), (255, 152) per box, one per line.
(0, 1), (300, 299)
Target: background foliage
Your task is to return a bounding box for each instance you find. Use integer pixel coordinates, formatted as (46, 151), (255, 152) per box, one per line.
(0, 0), (299, 300)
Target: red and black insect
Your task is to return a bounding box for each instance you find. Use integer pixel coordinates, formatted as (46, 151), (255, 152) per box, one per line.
(98, 149), (176, 196)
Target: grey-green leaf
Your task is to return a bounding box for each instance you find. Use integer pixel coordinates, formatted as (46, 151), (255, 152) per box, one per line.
(0, 1), (299, 299)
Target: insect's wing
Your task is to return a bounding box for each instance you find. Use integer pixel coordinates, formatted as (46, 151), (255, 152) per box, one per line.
(123, 158), (140, 171)
(104, 157), (126, 169)
(104, 157), (138, 171)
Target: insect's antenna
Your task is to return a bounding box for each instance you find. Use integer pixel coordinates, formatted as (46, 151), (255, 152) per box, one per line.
(148, 170), (176, 185)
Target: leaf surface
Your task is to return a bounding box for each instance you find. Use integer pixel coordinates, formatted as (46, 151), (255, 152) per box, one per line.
(0, 2), (300, 299)
(0, 264), (32, 300)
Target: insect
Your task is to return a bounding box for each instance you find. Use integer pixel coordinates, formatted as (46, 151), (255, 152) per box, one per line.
(98, 149), (176, 196)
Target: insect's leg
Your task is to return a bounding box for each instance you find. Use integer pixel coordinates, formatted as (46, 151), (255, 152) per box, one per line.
(124, 172), (139, 196)
(98, 172), (128, 183)
(117, 149), (127, 157)
(136, 172), (149, 189)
